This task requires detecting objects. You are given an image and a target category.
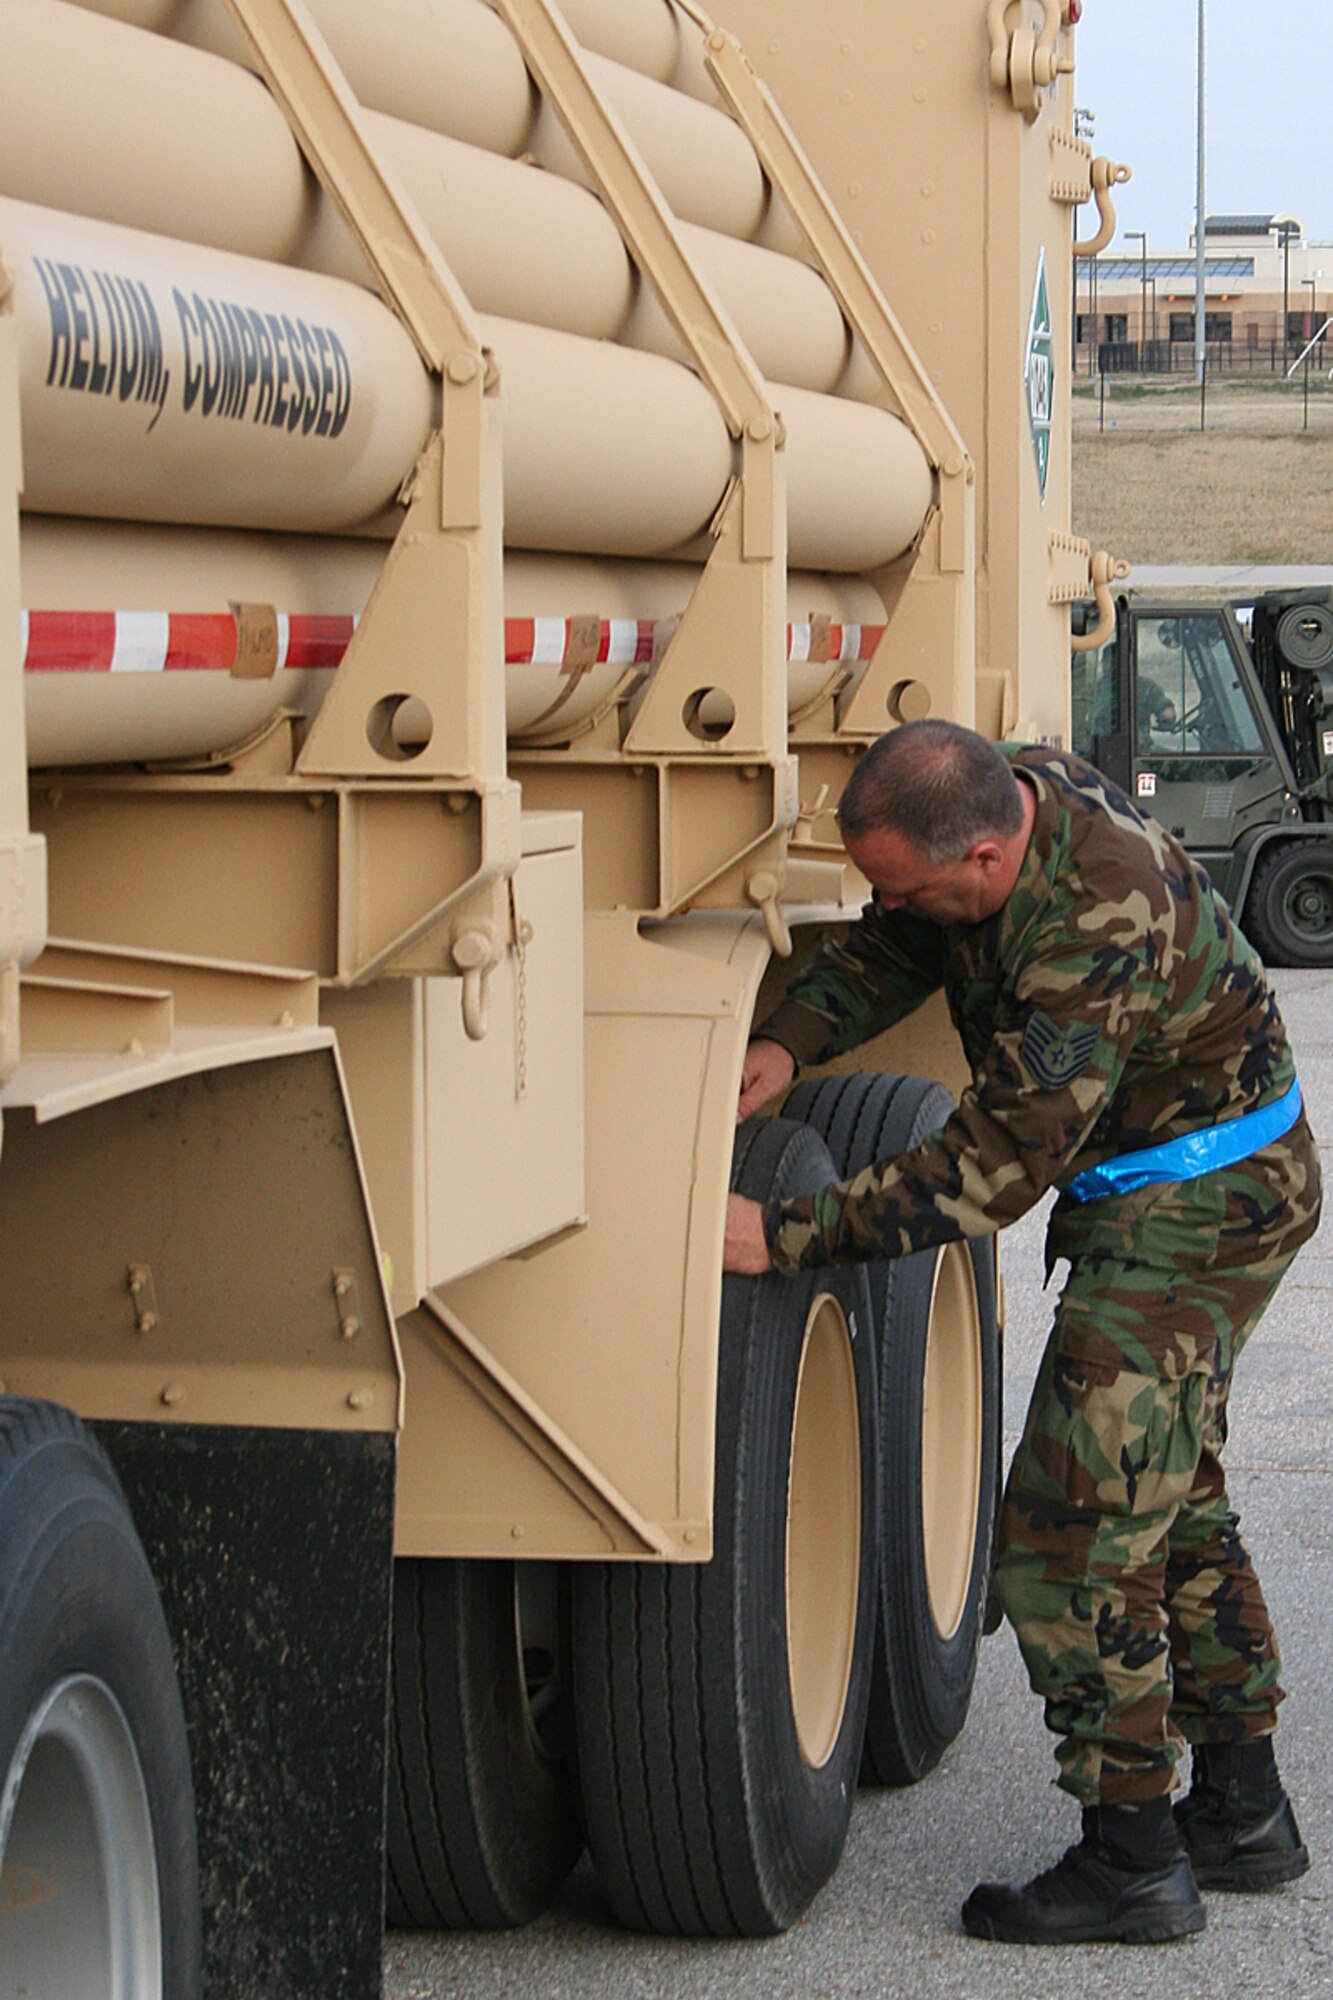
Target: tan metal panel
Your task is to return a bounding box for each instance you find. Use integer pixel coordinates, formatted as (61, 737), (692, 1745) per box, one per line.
(394, 1307), (650, 1559)
(31, 789), (342, 970)
(424, 837), (584, 1286)
(321, 979), (427, 1312)
(710, 0), (1075, 741)
(0, 1049), (399, 1432)
(20, 974), (173, 1055)
(428, 913), (763, 1548)
(35, 940), (319, 1029)
(0, 313), (47, 1095)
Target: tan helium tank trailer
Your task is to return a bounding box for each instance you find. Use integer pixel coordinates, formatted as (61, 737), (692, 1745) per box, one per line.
(0, 0), (1129, 1990)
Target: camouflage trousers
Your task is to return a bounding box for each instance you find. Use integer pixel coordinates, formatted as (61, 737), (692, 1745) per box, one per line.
(995, 1242), (1295, 1807)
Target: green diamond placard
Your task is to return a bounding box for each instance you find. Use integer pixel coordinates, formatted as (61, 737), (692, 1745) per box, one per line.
(1025, 247), (1052, 503)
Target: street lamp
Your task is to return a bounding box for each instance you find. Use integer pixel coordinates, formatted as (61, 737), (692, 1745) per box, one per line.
(1126, 230), (1148, 371)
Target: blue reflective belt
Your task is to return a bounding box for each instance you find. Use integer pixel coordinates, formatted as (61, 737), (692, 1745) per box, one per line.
(1064, 1079), (1304, 1205)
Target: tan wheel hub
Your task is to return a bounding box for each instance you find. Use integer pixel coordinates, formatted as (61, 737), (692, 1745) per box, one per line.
(920, 1243), (984, 1640)
(785, 1293), (861, 1769)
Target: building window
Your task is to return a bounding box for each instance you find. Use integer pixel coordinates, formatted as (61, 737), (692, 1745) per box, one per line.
(1075, 314), (1095, 344)
(1104, 313), (1128, 341)
(1168, 310), (1233, 343)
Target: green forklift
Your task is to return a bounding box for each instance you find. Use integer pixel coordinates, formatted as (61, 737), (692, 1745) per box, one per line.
(1072, 587), (1333, 965)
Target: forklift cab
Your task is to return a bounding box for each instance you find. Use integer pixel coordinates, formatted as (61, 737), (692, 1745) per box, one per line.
(1072, 597), (1294, 894)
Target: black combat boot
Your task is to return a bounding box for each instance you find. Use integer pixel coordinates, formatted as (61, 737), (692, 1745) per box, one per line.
(962, 1798), (1206, 1945)
(1175, 1738), (1310, 1890)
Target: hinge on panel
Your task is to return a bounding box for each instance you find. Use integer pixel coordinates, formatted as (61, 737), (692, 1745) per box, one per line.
(332, 1269), (362, 1342)
(127, 1264), (160, 1336)
(1048, 531), (1093, 604)
(1049, 128), (1093, 204)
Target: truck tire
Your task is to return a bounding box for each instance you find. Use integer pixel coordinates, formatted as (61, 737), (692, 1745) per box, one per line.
(786, 1072), (1001, 1784)
(385, 1556), (582, 1929)
(569, 1118), (877, 1935)
(1243, 840), (1333, 968)
(0, 1398), (200, 2000)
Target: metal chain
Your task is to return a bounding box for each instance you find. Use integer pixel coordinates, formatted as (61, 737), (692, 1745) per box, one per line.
(508, 877), (532, 1101)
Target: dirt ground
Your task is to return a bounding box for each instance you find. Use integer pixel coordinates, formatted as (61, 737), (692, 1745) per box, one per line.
(1071, 376), (1333, 566)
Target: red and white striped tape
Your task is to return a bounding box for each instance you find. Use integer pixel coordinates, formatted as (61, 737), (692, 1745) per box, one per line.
(19, 610), (356, 674)
(504, 617), (657, 668)
(20, 610), (885, 674)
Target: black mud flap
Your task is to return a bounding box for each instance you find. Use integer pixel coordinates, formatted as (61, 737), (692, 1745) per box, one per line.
(96, 1419), (395, 2000)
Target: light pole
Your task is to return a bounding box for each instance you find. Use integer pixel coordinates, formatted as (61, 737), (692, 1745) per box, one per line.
(1302, 274), (1321, 428)
(1126, 230), (1148, 371)
(1074, 107), (1096, 371)
(1194, 0), (1207, 382)
(1279, 219), (1298, 369)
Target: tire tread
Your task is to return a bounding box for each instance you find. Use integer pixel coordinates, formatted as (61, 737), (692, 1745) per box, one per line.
(572, 1119), (876, 1936)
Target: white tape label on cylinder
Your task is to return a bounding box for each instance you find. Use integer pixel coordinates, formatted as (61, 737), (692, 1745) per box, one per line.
(110, 610), (171, 672)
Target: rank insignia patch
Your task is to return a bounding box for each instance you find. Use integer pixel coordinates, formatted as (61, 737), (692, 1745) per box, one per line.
(1020, 1012), (1099, 1090)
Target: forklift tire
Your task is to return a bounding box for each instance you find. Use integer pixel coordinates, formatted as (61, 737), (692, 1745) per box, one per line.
(386, 1556), (582, 1929)
(1243, 840), (1333, 968)
(786, 1072), (1001, 1784)
(570, 1118), (877, 1935)
(1276, 603), (1333, 673)
(0, 1398), (201, 2000)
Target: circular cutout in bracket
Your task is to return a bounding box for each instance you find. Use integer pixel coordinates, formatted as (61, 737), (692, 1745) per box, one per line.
(366, 693), (434, 762)
(682, 687), (737, 742)
(888, 679), (932, 724)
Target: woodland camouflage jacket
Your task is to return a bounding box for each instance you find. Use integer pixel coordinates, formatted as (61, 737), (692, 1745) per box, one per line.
(758, 748), (1320, 1276)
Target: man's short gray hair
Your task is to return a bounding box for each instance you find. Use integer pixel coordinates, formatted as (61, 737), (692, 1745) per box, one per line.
(837, 720), (1024, 863)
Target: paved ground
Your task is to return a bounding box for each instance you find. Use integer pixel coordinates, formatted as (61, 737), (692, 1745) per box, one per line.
(385, 968), (1333, 2000)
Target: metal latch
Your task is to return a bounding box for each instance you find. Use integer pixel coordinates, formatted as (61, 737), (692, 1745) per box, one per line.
(451, 926), (500, 1042)
(1073, 156), (1132, 257)
(988, 0), (1073, 121)
(1070, 550), (1132, 654)
(745, 870), (792, 959)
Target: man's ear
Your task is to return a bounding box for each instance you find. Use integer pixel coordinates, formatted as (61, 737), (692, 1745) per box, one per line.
(970, 837), (1006, 874)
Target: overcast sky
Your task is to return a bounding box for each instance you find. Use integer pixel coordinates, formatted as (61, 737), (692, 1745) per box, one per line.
(1073, 0), (1332, 253)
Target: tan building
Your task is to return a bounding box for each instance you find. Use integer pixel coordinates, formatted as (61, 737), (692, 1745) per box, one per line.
(1075, 213), (1331, 372)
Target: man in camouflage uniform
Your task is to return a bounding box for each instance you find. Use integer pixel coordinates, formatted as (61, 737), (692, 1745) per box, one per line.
(725, 719), (1320, 1945)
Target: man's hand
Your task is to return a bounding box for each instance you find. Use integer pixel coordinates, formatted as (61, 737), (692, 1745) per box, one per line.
(724, 1194), (773, 1274)
(737, 1038), (796, 1121)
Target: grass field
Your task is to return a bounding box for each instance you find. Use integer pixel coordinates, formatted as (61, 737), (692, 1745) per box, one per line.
(1071, 376), (1333, 566)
